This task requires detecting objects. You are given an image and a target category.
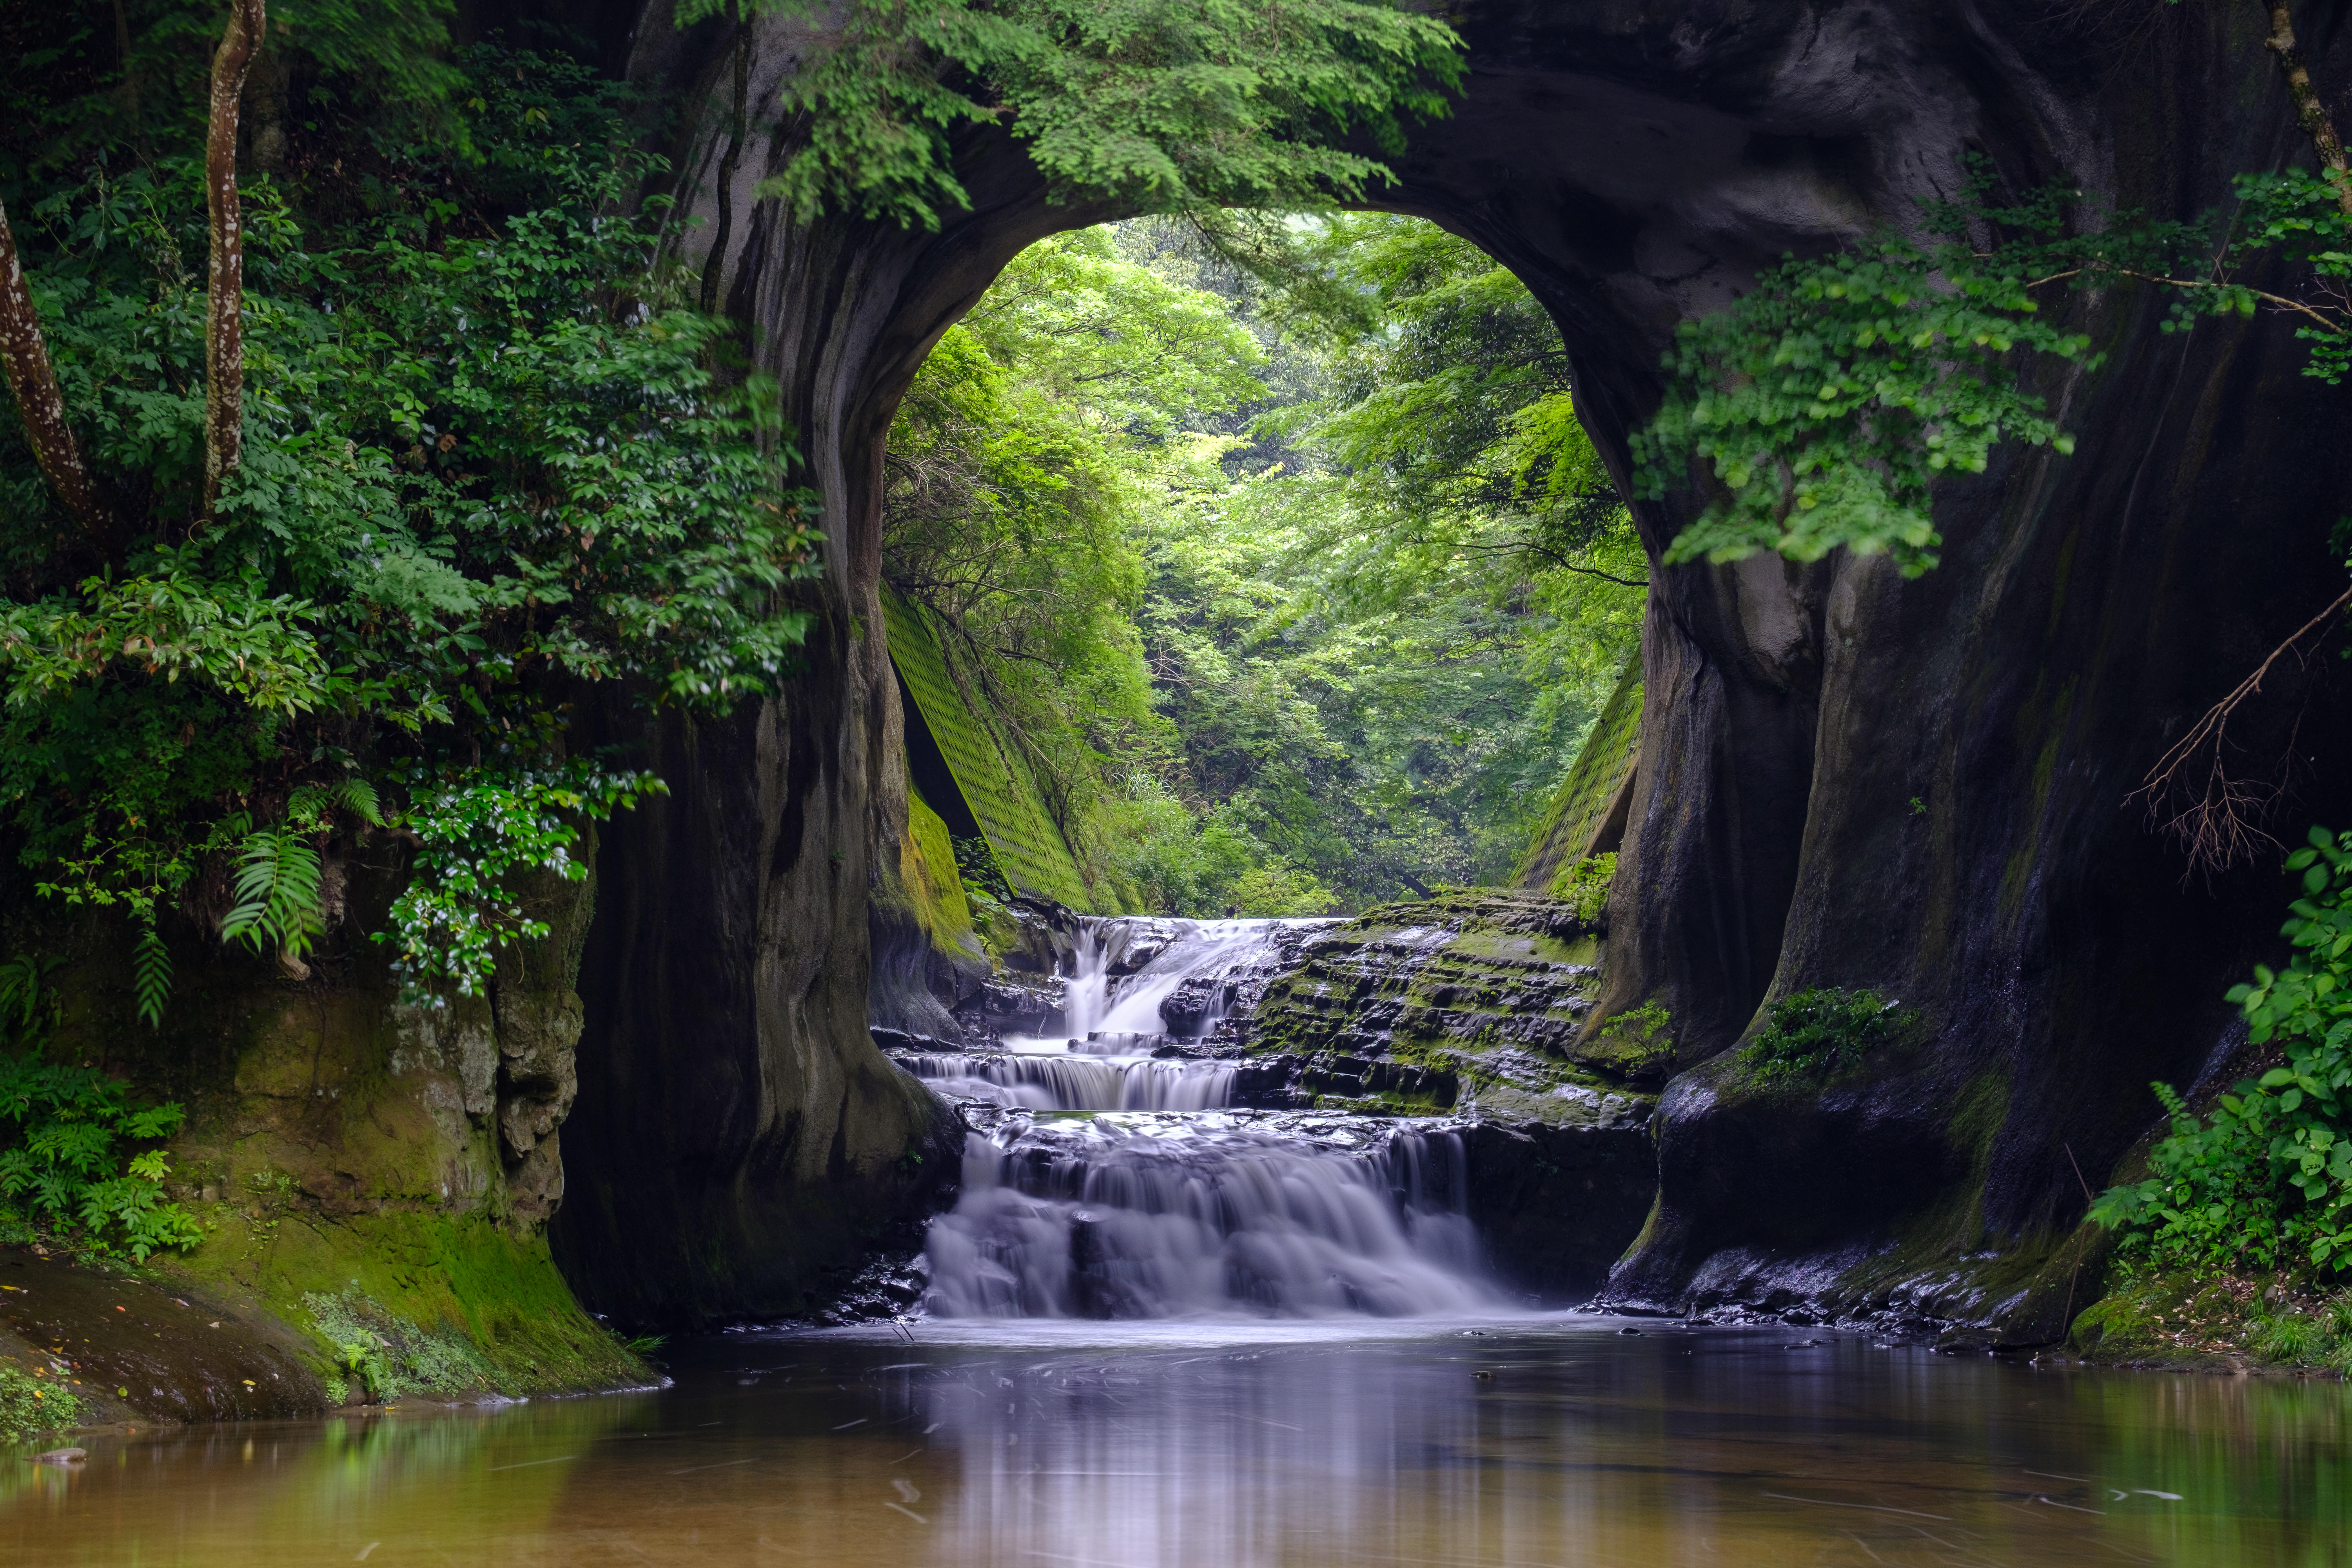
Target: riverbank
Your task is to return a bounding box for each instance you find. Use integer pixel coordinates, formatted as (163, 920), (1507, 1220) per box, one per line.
(2070, 1266), (2352, 1377)
(0, 1245), (655, 1443)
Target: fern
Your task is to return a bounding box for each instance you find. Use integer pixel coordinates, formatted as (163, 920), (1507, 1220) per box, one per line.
(0, 957), (45, 1038)
(219, 828), (325, 963)
(287, 778), (383, 829)
(131, 923), (171, 1029)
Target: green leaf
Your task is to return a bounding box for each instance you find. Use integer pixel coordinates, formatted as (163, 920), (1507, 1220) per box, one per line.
(131, 924), (171, 1030)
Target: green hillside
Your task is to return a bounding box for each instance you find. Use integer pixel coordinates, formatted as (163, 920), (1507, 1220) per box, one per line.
(880, 586), (1094, 910)
(1516, 655), (1644, 893)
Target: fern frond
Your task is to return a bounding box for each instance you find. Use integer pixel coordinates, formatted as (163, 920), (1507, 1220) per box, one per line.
(220, 829), (325, 962)
(333, 778), (384, 826)
(288, 779), (384, 829)
(132, 924), (171, 1029)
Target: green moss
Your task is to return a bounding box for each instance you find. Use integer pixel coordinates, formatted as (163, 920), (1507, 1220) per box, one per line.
(881, 586), (1093, 908)
(169, 1207), (644, 1397)
(900, 789), (976, 956)
(1579, 1000), (1675, 1079)
(2067, 1266), (2352, 1373)
(1515, 655), (1643, 892)
(303, 1286), (499, 1404)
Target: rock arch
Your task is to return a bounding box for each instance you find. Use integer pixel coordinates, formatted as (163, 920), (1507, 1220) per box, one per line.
(552, 0), (2352, 1330)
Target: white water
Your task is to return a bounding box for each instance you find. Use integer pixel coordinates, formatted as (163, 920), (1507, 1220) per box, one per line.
(901, 916), (1498, 1321)
(902, 1053), (1235, 1112)
(922, 1112), (1490, 1319)
(1008, 916), (1328, 1053)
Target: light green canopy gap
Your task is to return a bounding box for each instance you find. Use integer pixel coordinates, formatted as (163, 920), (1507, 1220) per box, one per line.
(880, 586), (1094, 910)
(1516, 654), (1644, 893)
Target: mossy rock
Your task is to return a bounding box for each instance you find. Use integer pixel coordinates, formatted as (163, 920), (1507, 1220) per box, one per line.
(1244, 890), (1652, 1119)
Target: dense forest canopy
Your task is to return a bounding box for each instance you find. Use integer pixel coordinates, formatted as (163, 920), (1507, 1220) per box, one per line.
(881, 215), (1643, 915)
(0, 0), (1504, 1027)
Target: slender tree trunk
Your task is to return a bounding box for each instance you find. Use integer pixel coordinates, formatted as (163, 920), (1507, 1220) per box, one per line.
(0, 200), (105, 537)
(2261, 0), (2352, 213)
(202, 0), (267, 519)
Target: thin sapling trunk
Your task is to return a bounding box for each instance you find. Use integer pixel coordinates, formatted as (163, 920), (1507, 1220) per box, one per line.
(0, 199), (105, 537)
(202, 0), (268, 518)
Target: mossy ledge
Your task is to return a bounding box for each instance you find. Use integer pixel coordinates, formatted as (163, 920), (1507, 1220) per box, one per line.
(1236, 891), (1661, 1297)
(0, 853), (651, 1417)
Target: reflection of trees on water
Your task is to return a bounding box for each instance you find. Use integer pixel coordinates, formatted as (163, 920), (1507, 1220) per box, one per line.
(2, 1390), (653, 1553)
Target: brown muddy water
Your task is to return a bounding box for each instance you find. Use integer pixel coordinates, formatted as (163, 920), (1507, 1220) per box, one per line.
(2, 1317), (2344, 1566)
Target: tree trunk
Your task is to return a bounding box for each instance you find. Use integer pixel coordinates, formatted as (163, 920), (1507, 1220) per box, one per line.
(202, 0), (267, 519)
(0, 199), (104, 538)
(2262, 0), (2352, 212)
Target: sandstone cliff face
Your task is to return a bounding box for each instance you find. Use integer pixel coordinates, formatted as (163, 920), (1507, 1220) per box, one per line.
(550, 0), (2352, 1326)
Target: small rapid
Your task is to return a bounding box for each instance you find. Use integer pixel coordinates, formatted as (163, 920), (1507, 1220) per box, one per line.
(893, 915), (1499, 1321)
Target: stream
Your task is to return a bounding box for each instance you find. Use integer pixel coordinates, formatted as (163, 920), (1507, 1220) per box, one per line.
(11, 920), (2340, 1564)
(895, 917), (1494, 1319)
(4, 1323), (2341, 1566)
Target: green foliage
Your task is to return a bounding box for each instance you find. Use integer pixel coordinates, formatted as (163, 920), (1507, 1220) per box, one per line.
(0, 956), (201, 1260)
(883, 214), (1644, 912)
(219, 829), (326, 967)
(302, 1286), (495, 1404)
(951, 836), (1017, 906)
(2092, 826), (2352, 1278)
(1741, 987), (1910, 1080)
(1, 42), (812, 1013)
(377, 762), (664, 1002)
(1586, 1000), (1674, 1077)
(2190, 169), (2352, 385)
(1632, 195), (2098, 577)
(1549, 852), (1615, 927)
(0, 1363), (82, 1438)
(1637, 165), (2352, 577)
(689, 0), (1464, 229)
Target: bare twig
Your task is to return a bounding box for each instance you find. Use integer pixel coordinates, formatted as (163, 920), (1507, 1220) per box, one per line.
(201, 0), (267, 518)
(0, 199), (105, 538)
(2127, 581), (2352, 877)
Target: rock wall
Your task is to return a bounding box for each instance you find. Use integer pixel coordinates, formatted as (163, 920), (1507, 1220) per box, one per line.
(1, 848), (642, 1399)
(539, 0), (2352, 1329)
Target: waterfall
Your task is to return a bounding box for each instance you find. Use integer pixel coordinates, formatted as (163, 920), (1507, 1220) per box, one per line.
(901, 1053), (1236, 1112)
(891, 915), (1499, 1321)
(922, 1113), (1490, 1319)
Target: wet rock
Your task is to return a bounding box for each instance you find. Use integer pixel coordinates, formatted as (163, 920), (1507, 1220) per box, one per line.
(956, 976), (1059, 1038)
(0, 1250), (330, 1423)
(30, 1448), (84, 1465)
(1459, 1117), (1656, 1300)
(1158, 975), (1227, 1036)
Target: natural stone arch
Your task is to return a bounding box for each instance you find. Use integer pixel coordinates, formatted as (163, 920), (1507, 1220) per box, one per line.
(551, 0), (2352, 1332)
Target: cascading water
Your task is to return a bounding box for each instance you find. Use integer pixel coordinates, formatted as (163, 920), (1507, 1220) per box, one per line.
(890, 916), (1500, 1321)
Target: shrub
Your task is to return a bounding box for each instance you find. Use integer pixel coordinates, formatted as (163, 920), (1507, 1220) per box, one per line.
(0, 1363), (82, 1438)
(1549, 852), (1615, 927)
(2092, 825), (2352, 1279)
(0, 956), (202, 1261)
(1741, 987), (1911, 1080)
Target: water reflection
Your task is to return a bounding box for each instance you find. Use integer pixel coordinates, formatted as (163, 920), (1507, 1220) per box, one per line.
(2, 1321), (2345, 1566)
